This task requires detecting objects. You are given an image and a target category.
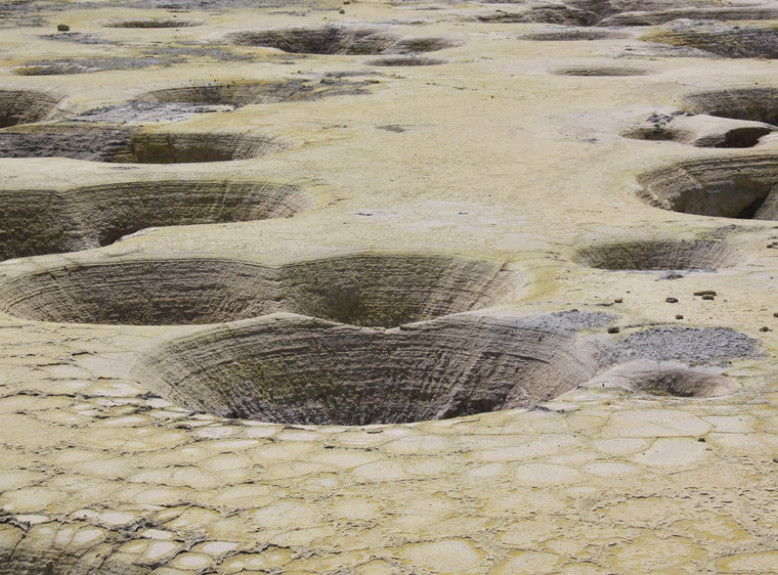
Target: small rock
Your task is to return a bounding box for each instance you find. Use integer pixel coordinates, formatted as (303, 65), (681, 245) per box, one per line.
(607, 326), (620, 334)
(614, 298), (623, 304)
(760, 326), (772, 332)
(57, 24), (70, 32)
(675, 314), (684, 320)
(666, 297), (679, 303)
(694, 290), (717, 297)
(339, 8), (346, 13)
(773, 312), (778, 318)
(701, 295), (715, 301)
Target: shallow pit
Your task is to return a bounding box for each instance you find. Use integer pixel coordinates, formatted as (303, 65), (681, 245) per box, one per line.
(575, 240), (741, 271)
(12, 57), (171, 75)
(638, 156), (778, 220)
(137, 78), (371, 107)
(555, 66), (648, 76)
(0, 89), (59, 127)
(0, 180), (308, 261)
(586, 360), (739, 397)
(622, 116), (772, 149)
(683, 87), (778, 126)
(0, 255), (524, 327)
(226, 26), (459, 55)
(367, 56), (446, 66)
(0, 123), (283, 162)
(131, 313), (599, 425)
(521, 28), (627, 41)
(102, 18), (202, 28)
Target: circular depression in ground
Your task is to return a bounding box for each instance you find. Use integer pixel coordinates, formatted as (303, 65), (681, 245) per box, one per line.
(0, 180), (309, 261)
(575, 239), (742, 270)
(638, 155), (778, 220)
(131, 313), (599, 425)
(0, 124), (283, 162)
(226, 26), (459, 55)
(0, 255), (524, 327)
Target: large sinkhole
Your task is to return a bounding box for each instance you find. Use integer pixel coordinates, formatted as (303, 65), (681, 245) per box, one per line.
(226, 26), (459, 55)
(0, 255), (523, 327)
(683, 87), (778, 126)
(131, 313), (599, 425)
(0, 180), (308, 261)
(574, 240), (741, 271)
(0, 123), (284, 162)
(638, 155), (778, 220)
(0, 89), (59, 128)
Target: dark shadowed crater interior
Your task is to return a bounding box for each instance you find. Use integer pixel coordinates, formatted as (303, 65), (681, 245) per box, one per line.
(683, 87), (778, 126)
(623, 120), (771, 149)
(0, 255), (524, 327)
(638, 155), (778, 220)
(131, 314), (599, 425)
(575, 239), (741, 271)
(0, 89), (59, 127)
(0, 180), (309, 261)
(520, 27), (627, 41)
(0, 123), (284, 162)
(226, 26), (459, 55)
(367, 56), (446, 66)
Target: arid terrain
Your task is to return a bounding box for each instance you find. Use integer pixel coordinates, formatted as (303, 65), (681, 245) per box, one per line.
(1, 0), (778, 573)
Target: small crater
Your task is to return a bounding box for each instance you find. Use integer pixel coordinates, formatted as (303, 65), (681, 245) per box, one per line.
(0, 180), (309, 261)
(555, 66), (649, 77)
(0, 89), (59, 128)
(102, 18), (202, 28)
(138, 78), (372, 106)
(0, 124), (284, 163)
(226, 26), (459, 55)
(521, 27), (627, 41)
(587, 360), (739, 397)
(131, 313), (599, 425)
(574, 240), (741, 271)
(367, 56), (446, 66)
(638, 156), (778, 220)
(0, 255), (524, 327)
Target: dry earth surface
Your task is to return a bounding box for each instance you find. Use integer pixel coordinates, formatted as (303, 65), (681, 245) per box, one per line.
(1, 0), (778, 573)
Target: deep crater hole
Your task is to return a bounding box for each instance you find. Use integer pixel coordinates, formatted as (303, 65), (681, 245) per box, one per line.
(575, 240), (741, 271)
(131, 314), (598, 425)
(0, 124), (284, 163)
(638, 156), (778, 220)
(0, 89), (59, 128)
(226, 26), (459, 55)
(0, 181), (308, 261)
(0, 255), (523, 327)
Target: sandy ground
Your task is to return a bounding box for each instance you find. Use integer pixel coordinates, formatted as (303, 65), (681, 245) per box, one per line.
(1, 0), (778, 573)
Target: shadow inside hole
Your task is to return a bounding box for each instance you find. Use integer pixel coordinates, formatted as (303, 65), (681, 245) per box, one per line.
(0, 181), (309, 261)
(0, 255), (524, 327)
(131, 313), (599, 425)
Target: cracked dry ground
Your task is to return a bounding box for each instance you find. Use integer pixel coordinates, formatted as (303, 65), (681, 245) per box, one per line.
(1, 0), (778, 574)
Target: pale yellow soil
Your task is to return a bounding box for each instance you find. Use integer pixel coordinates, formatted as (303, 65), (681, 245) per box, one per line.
(1, 0), (778, 574)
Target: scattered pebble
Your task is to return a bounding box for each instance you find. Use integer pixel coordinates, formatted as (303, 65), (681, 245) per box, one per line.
(607, 326), (620, 334)
(57, 24), (70, 32)
(702, 295), (715, 301)
(760, 326), (772, 332)
(675, 314), (684, 320)
(614, 298), (623, 304)
(694, 290), (717, 297)
(666, 297), (679, 303)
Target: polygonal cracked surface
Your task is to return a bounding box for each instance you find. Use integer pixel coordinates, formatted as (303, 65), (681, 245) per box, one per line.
(638, 155), (778, 219)
(0, 124), (284, 162)
(0, 180), (309, 261)
(132, 313), (600, 425)
(0, 255), (524, 327)
(574, 240), (741, 271)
